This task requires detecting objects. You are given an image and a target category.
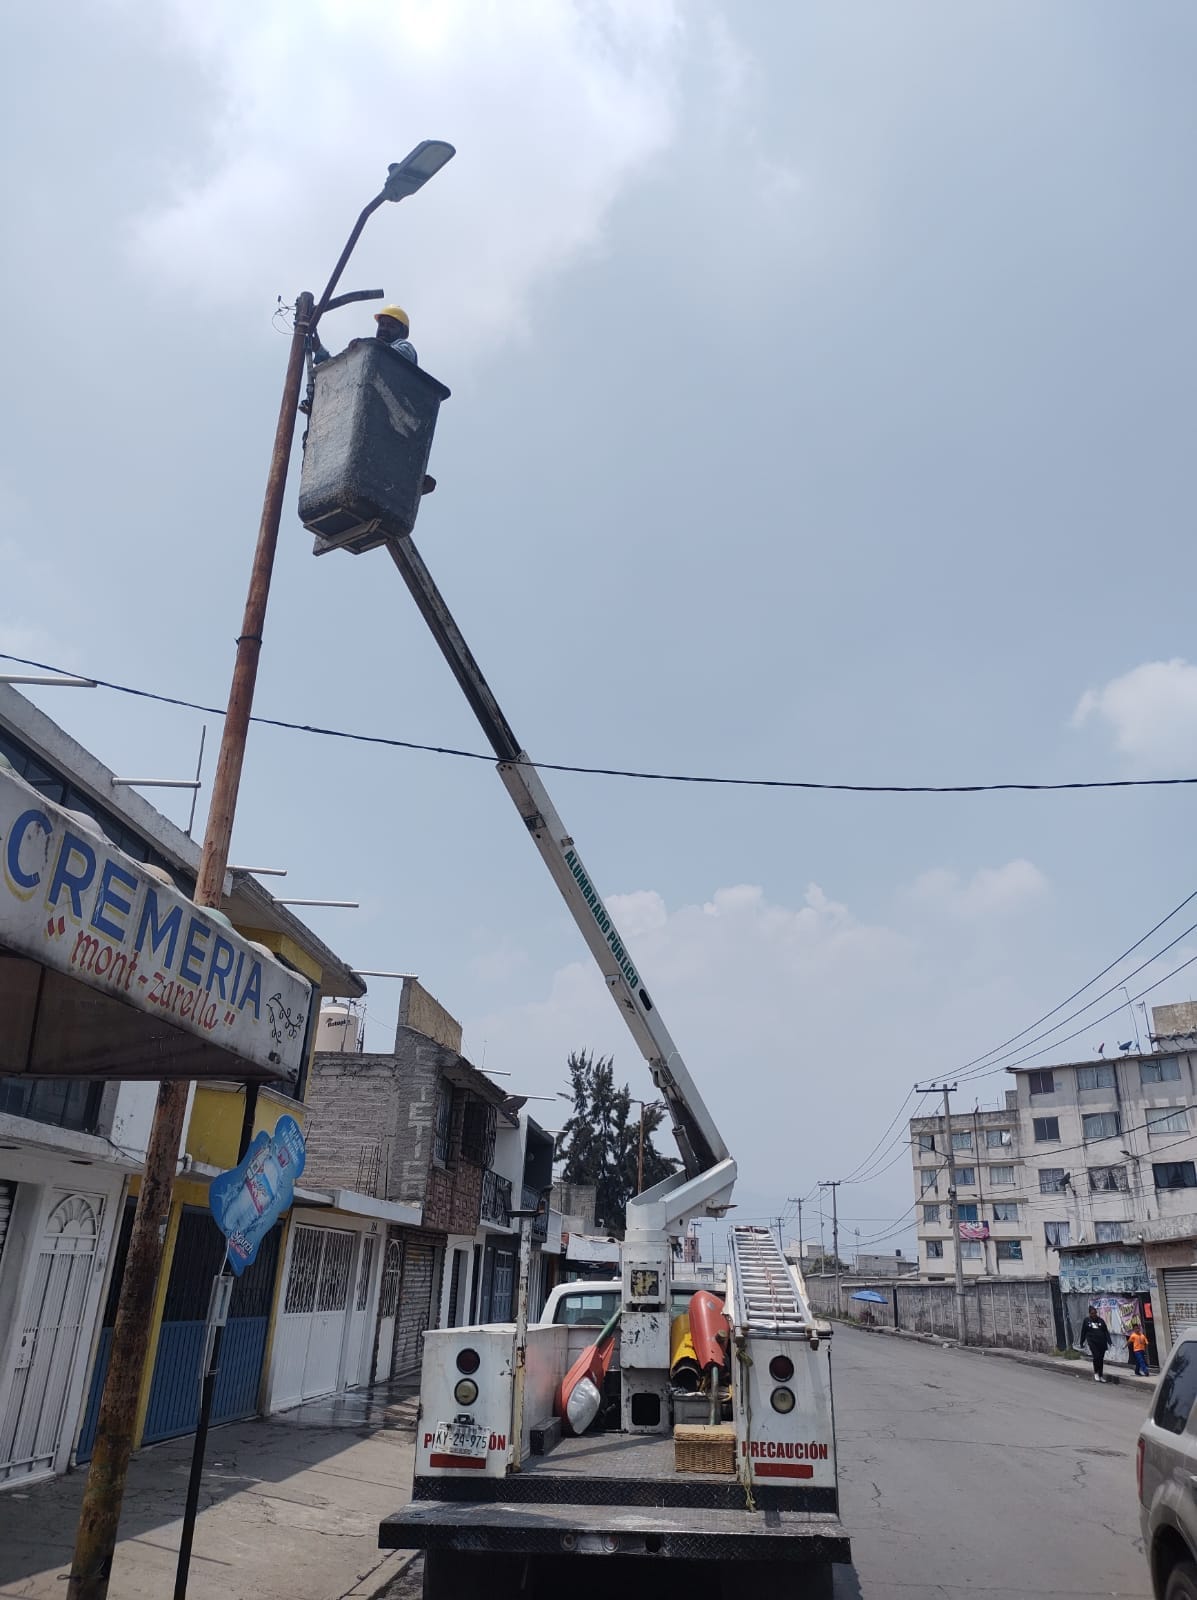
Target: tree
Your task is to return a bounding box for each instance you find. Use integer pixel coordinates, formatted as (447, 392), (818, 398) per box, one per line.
(556, 1049), (678, 1232)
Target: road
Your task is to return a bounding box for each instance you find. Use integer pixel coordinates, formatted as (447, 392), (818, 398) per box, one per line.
(384, 1326), (1151, 1599)
(832, 1325), (1149, 1598)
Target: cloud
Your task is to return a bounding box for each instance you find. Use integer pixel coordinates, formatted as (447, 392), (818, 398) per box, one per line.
(1073, 659), (1197, 773)
(129, 0), (685, 362)
(908, 860), (1048, 920)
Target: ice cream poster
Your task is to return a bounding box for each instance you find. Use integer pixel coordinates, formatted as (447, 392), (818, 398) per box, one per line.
(209, 1115), (307, 1275)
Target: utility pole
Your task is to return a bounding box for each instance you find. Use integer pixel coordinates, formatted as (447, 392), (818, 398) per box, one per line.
(819, 1181), (841, 1314)
(67, 140), (457, 1600)
(787, 1196), (804, 1262)
(67, 290), (314, 1600)
(775, 1216), (784, 1253)
(922, 1082), (966, 1344)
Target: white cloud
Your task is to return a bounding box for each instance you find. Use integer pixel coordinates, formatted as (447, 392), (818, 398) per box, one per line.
(908, 859), (1048, 920)
(1073, 659), (1197, 773)
(129, 0), (686, 362)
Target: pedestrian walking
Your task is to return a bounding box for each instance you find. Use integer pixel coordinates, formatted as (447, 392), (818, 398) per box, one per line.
(1129, 1324), (1150, 1377)
(1079, 1305), (1112, 1381)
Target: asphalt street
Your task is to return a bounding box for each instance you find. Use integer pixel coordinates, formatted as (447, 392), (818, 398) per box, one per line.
(832, 1326), (1150, 1599)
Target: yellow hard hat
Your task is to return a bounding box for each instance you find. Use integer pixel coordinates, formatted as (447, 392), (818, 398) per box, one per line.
(375, 304), (409, 329)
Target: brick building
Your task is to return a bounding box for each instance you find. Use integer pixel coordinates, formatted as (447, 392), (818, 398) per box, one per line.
(303, 978), (508, 1377)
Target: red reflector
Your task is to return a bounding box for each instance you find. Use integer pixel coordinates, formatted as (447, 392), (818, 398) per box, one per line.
(429, 1453), (487, 1470)
(754, 1462), (814, 1479)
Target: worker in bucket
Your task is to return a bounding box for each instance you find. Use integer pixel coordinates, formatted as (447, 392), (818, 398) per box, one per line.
(371, 304), (418, 363)
(308, 304), (435, 493)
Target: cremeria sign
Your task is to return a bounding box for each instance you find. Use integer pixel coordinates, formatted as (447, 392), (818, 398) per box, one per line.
(0, 765), (312, 1084)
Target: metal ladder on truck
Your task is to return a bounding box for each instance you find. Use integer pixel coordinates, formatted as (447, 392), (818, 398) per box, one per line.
(730, 1225), (815, 1338)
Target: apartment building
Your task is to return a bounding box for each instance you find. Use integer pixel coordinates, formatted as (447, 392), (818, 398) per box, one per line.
(910, 1098), (1026, 1279)
(910, 1030), (1197, 1281)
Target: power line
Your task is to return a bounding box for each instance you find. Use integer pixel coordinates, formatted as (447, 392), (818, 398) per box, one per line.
(5, 649), (1197, 797)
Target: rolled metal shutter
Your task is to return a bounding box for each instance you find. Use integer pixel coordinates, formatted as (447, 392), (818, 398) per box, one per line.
(1163, 1268), (1197, 1341)
(0, 1181), (14, 1265)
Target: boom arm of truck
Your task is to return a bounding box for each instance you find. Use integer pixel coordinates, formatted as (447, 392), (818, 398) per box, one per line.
(384, 533), (736, 1234)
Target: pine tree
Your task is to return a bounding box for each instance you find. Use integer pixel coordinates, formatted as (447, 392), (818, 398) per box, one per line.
(556, 1049), (678, 1231)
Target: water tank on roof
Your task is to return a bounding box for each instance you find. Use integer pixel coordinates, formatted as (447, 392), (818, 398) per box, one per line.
(298, 340), (451, 556)
(316, 1003), (363, 1054)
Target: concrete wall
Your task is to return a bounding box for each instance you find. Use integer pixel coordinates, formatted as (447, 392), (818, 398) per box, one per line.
(806, 1272), (1062, 1353)
(398, 978), (462, 1054)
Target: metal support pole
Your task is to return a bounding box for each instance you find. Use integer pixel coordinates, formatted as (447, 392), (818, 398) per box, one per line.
(638, 1103), (645, 1197)
(67, 291), (314, 1600)
(173, 1270), (233, 1599)
(820, 1181), (842, 1316)
(509, 1211), (536, 1473)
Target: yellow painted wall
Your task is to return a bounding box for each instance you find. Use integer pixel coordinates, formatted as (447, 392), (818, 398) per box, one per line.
(185, 1083), (308, 1170)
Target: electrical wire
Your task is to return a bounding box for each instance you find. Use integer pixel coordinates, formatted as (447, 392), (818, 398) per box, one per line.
(4, 650), (1197, 797)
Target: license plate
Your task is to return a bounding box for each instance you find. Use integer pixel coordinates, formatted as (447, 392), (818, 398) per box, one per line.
(433, 1420), (488, 1458)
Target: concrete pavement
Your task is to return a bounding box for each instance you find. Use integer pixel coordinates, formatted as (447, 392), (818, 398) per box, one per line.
(831, 1323), (1152, 1598)
(0, 1383), (420, 1600)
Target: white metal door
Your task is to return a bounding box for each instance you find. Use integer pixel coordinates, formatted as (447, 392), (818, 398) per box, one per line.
(346, 1234), (376, 1387)
(275, 1225), (356, 1406)
(0, 1192), (103, 1484)
(375, 1237), (402, 1381)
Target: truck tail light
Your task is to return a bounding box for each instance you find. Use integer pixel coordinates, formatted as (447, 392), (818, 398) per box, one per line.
(454, 1378), (479, 1405)
(769, 1354), (794, 1382)
(771, 1387), (796, 1414)
(457, 1347), (480, 1374)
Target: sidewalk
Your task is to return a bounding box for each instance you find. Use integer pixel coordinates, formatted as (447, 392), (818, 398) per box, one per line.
(843, 1319), (1159, 1392)
(0, 1382), (420, 1600)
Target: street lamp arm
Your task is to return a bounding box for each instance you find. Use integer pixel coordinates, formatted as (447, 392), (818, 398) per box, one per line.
(313, 192), (388, 326)
(323, 288), (385, 314)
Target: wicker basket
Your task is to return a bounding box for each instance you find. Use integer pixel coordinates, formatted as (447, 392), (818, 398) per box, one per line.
(674, 1423), (736, 1475)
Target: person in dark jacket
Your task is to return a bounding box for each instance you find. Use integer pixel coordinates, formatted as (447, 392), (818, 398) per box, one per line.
(1079, 1306), (1112, 1381)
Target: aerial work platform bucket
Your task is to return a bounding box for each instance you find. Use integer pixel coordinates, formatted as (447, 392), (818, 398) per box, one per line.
(299, 339), (450, 555)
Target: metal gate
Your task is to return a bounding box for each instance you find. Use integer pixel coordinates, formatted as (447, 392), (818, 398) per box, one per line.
(142, 1207), (280, 1444)
(0, 1192), (104, 1484)
(1164, 1268), (1197, 1346)
(273, 1225), (356, 1406)
(375, 1234), (403, 1381)
(391, 1237), (440, 1378)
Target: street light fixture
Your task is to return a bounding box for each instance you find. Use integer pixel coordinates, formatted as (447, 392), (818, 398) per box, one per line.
(384, 140), (457, 200)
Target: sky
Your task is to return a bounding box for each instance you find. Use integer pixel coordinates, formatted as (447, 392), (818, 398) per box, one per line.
(3, 0), (1197, 1258)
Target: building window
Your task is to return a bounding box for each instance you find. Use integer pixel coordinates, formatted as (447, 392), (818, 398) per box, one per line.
(433, 1088), (453, 1164)
(956, 1166), (976, 1187)
(1154, 1161), (1197, 1191)
(956, 1203), (979, 1223)
(996, 1239), (1023, 1262)
(986, 1127), (1013, 1148)
(926, 1240), (944, 1259)
(1089, 1165), (1128, 1193)
(1142, 1057), (1182, 1085)
(923, 1204), (940, 1224)
(960, 1240), (983, 1260)
(1095, 1221), (1124, 1244)
(993, 1202), (1019, 1222)
(1148, 1108), (1190, 1136)
(951, 1131), (973, 1151)
(1033, 1117), (1060, 1142)
(918, 1133), (936, 1152)
(1039, 1168), (1067, 1194)
(1044, 1221), (1070, 1248)
(920, 1169), (939, 1193)
(1082, 1111), (1121, 1140)
(1077, 1062), (1116, 1090)
(0, 1078), (105, 1135)
(460, 1098), (497, 1166)
(1028, 1070), (1055, 1095)
(988, 1165), (1015, 1187)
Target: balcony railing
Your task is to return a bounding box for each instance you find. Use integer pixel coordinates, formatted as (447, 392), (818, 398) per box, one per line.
(522, 1184), (549, 1242)
(481, 1168), (512, 1227)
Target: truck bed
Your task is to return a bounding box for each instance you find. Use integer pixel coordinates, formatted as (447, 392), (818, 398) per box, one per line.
(384, 1429), (847, 1566)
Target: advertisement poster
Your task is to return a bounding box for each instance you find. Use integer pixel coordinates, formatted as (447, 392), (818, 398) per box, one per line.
(209, 1115), (306, 1275)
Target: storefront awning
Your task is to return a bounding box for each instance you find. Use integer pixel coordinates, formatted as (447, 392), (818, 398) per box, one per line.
(0, 765), (312, 1085)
